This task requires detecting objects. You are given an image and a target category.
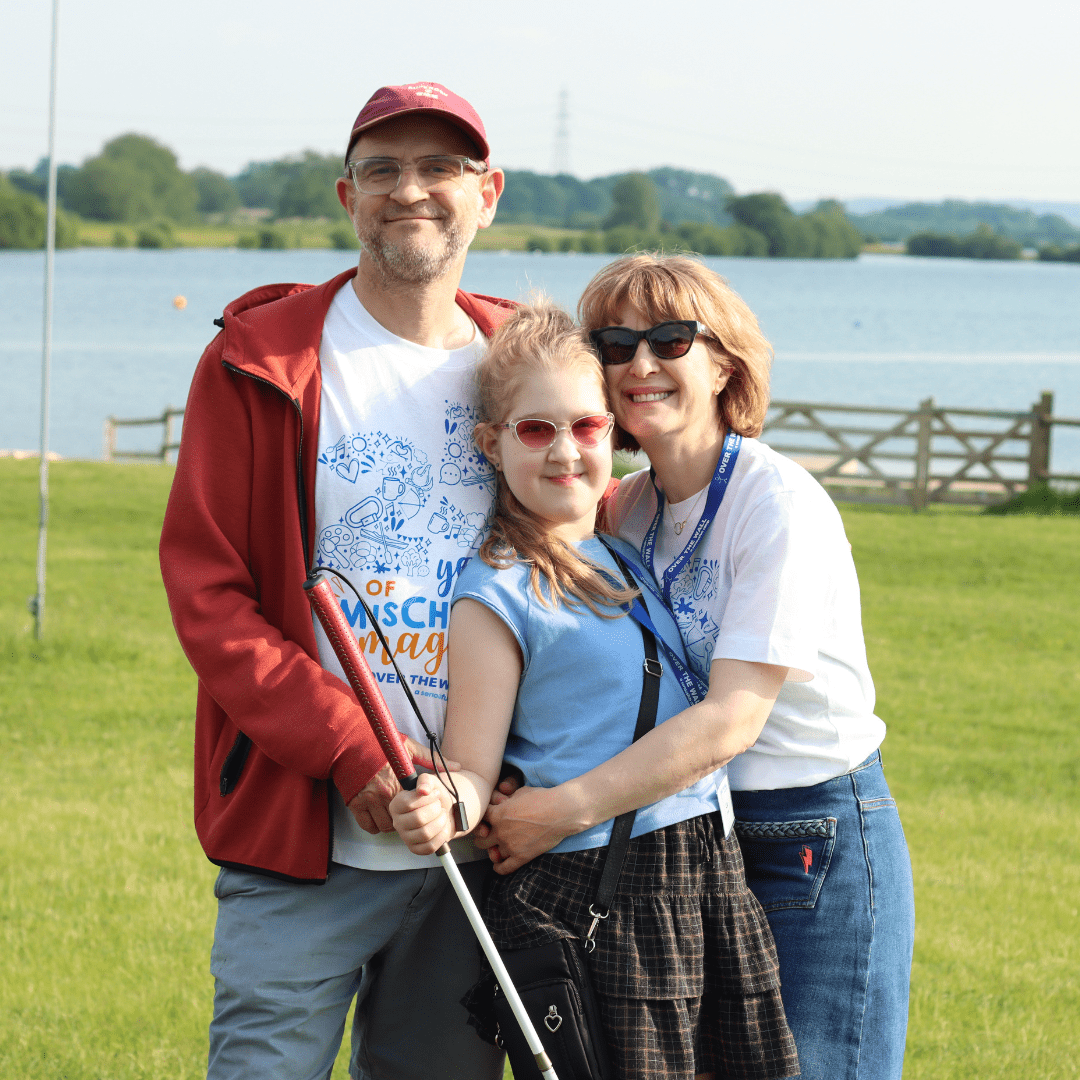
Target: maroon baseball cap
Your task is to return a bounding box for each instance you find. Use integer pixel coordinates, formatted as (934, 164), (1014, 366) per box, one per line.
(346, 82), (490, 165)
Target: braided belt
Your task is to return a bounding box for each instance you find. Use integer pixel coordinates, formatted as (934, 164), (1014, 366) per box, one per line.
(734, 818), (833, 839)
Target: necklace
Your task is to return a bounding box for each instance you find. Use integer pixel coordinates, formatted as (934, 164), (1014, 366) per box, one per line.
(668, 486), (707, 535)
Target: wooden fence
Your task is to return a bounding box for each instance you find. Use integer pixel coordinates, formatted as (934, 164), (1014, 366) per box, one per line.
(105, 394), (1080, 509)
(761, 392), (1080, 509)
(103, 407), (183, 463)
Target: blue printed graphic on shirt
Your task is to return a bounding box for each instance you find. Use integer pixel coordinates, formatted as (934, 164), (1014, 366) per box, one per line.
(667, 556), (722, 679)
(315, 401), (494, 577)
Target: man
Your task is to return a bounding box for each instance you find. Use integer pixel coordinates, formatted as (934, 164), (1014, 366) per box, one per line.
(160, 82), (511, 1080)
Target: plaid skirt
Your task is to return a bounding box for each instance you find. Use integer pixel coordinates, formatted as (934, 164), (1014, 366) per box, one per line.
(476, 811), (799, 1080)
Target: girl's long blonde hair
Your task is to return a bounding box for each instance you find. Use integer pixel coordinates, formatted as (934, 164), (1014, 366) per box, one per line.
(474, 300), (638, 617)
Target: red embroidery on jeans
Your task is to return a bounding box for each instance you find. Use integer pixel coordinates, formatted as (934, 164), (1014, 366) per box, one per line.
(800, 846), (813, 874)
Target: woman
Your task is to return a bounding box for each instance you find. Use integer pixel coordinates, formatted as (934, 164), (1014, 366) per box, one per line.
(391, 302), (797, 1080)
(482, 255), (914, 1080)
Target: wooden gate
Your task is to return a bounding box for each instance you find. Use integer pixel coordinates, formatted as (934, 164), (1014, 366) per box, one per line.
(761, 392), (1080, 509)
(103, 395), (1080, 509)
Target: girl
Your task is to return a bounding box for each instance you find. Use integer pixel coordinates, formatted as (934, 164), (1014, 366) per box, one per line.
(390, 301), (798, 1080)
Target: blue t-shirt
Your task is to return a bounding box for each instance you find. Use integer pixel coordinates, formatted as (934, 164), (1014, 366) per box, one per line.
(453, 535), (722, 852)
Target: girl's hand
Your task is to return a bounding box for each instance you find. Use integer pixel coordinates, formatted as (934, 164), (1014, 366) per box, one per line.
(347, 737), (458, 834)
(390, 773), (456, 855)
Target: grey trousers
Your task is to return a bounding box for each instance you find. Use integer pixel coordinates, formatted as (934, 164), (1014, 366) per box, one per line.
(208, 859), (505, 1080)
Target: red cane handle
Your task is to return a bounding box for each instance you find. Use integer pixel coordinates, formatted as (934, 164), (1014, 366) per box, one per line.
(304, 573), (419, 788)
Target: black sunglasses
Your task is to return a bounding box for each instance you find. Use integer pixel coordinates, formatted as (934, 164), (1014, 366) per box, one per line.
(588, 320), (718, 366)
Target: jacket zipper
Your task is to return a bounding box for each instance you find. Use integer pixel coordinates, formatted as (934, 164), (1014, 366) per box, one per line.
(221, 361), (310, 568)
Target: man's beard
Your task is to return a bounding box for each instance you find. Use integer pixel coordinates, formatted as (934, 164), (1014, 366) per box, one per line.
(355, 211), (474, 286)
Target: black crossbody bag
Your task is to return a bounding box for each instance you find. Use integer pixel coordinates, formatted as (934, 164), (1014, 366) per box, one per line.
(492, 560), (662, 1080)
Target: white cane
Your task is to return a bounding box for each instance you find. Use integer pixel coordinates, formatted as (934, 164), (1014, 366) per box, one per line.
(304, 572), (558, 1080)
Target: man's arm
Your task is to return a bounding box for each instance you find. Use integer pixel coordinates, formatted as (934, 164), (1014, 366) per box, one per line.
(160, 336), (387, 804)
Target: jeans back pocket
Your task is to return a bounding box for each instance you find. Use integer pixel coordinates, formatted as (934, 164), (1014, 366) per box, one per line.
(733, 817), (837, 912)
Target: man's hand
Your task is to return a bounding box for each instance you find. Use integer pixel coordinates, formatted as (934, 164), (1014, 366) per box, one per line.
(346, 736), (456, 834)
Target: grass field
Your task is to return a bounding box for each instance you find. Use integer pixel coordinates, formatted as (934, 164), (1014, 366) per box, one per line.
(1, 459), (1077, 1078)
(72, 218), (587, 252)
(74, 216), (350, 250)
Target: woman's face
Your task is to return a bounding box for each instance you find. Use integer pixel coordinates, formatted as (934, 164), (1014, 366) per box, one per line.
(603, 304), (729, 453)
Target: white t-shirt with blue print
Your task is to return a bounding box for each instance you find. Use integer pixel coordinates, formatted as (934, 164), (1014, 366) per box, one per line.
(453, 535), (728, 853)
(610, 439), (886, 792)
(313, 284), (493, 870)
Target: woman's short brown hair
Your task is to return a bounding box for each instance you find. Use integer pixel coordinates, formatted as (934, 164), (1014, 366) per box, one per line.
(578, 253), (773, 447)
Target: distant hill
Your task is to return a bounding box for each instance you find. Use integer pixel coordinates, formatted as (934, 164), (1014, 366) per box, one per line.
(998, 200), (1080, 229)
(787, 197), (1080, 228)
(792, 197), (904, 216)
(498, 167), (736, 228)
(847, 200), (1080, 247)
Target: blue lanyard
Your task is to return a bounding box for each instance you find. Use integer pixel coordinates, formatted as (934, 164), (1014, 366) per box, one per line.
(628, 597), (708, 705)
(598, 538), (709, 706)
(640, 431), (742, 608)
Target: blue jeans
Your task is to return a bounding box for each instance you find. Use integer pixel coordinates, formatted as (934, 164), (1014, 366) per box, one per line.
(732, 752), (915, 1080)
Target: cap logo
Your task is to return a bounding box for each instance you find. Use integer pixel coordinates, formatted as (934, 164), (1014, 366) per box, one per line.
(407, 83), (448, 101)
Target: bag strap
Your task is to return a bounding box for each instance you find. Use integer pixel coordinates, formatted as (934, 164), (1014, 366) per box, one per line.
(583, 550), (662, 952)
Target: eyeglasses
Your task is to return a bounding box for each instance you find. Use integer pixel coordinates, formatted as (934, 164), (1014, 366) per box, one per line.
(495, 413), (615, 450)
(345, 155), (488, 195)
(588, 320), (718, 366)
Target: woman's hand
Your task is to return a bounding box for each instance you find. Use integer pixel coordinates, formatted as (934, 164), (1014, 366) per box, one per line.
(471, 774), (521, 853)
(483, 658), (789, 869)
(389, 773), (456, 856)
(482, 784), (587, 875)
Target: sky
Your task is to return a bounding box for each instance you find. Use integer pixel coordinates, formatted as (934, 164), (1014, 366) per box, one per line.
(3, 0), (1079, 205)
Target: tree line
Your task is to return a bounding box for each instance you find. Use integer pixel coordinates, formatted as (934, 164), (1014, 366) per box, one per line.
(906, 224), (1023, 260)
(525, 183), (864, 258)
(905, 223), (1080, 262)
(499, 167), (736, 229)
(0, 135), (358, 249)
(851, 199), (1079, 250)
(7, 131), (1072, 264)
(1, 133), (864, 259)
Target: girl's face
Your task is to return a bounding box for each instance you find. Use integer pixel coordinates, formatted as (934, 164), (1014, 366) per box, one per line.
(480, 362), (613, 543)
(603, 303), (729, 453)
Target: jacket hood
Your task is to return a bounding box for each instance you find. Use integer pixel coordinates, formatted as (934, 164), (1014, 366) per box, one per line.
(216, 268), (516, 398)
(218, 270), (355, 398)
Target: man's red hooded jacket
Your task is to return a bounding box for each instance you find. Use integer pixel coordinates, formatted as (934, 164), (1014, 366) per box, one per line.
(160, 269), (514, 882)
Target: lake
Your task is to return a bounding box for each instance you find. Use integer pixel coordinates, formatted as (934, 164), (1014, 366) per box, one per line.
(1, 249), (1078, 468)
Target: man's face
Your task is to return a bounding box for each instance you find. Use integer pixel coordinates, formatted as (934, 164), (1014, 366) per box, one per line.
(336, 114), (501, 286)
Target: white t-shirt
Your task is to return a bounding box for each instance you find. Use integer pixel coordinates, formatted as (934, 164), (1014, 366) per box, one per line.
(609, 437), (886, 791)
(313, 284), (493, 869)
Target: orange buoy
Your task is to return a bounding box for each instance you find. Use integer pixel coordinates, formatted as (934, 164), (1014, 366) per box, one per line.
(173, 295), (187, 310)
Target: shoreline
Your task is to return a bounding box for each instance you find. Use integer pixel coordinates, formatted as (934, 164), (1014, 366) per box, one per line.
(0, 449), (63, 460)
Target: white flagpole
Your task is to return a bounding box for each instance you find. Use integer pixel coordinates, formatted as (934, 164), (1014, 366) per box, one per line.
(33, 0), (60, 640)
